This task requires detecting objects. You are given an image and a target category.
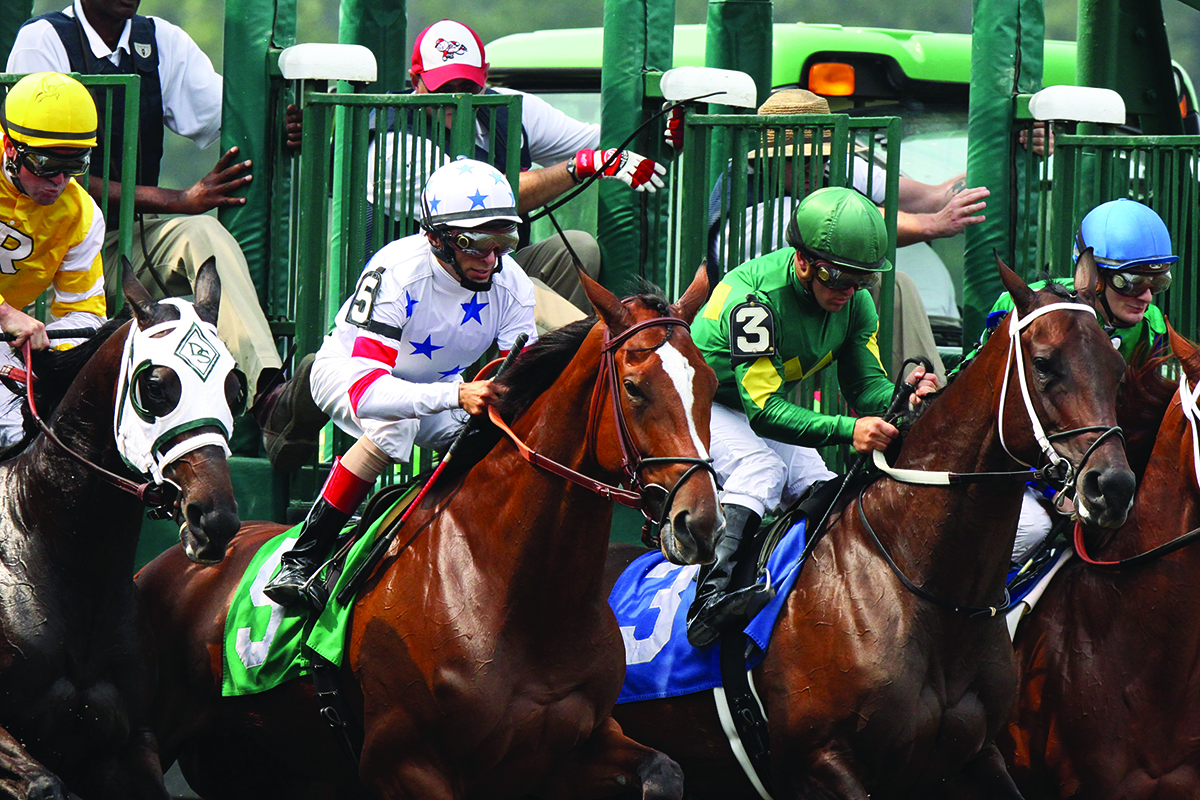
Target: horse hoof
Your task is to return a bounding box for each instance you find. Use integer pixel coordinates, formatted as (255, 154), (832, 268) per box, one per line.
(639, 751), (684, 800)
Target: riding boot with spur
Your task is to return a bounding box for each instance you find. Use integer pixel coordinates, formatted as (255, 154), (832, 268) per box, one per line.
(686, 503), (774, 648)
(252, 353), (329, 473)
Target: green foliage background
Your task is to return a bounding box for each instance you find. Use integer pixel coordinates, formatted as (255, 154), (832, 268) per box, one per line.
(26, 0), (1200, 189)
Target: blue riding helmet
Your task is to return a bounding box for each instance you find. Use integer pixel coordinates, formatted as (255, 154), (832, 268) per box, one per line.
(1073, 199), (1178, 272)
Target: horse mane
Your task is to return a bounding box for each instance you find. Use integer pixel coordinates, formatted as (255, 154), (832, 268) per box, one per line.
(0, 314), (130, 459)
(438, 288), (674, 486)
(1118, 347), (1182, 477)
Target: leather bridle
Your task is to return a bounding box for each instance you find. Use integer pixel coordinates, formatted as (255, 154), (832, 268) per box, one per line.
(488, 314), (718, 542)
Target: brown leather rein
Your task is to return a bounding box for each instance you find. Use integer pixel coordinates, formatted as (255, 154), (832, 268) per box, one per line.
(19, 340), (177, 513)
(486, 314), (717, 535)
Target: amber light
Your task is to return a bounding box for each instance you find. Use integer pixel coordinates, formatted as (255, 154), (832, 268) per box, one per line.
(809, 62), (855, 97)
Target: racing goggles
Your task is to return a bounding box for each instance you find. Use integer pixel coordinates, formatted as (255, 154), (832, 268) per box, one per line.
(447, 226), (519, 258)
(1107, 269), (1172, 298)
(811, 260), (880, 292)
(13, 143), (90, 179)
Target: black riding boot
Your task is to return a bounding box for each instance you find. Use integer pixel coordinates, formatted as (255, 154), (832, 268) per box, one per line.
(263, 498), (348, 611)
(686, 504), (774, 647)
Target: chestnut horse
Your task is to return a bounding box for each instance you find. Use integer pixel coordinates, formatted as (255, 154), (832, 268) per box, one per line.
(135, 269), (722, 799)
(605, 256), (1136, 799)
(0, 266), (241, 800)
(1003, 327), (1200, 799)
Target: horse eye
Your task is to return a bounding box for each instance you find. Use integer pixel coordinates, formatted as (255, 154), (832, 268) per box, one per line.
(1032, 357), (1054, 378)
(136, 367), (181, 416)
(623, 379), (645, 401)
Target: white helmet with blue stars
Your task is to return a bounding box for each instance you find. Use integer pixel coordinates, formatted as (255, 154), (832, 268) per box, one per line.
(420, 156), (521, 230)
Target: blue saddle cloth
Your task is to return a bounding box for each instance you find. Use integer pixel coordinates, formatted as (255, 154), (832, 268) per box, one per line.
(609, 519), (808, 704)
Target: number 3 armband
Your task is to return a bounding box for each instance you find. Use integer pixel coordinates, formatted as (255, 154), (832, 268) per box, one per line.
(729, 295), (776, 364)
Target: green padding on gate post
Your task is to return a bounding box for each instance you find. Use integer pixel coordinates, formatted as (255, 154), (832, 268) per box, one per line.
(598, 0), (674, 292)
(340, 0), (405, 92)
(962, 0), (1043, 352)
(220, 0), (296, 299)
(0, 1), (33, 69)
(705, 0), (772, 112)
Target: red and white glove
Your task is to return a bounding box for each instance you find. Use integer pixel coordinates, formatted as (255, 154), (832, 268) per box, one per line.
(663, 102), (685, 151)
(571, 148), (667, 193)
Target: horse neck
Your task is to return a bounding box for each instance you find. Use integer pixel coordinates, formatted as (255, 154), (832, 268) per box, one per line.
(12, 335), (144, 573)
(868, 338), (1030, 603)
(467, 327), (618, 610)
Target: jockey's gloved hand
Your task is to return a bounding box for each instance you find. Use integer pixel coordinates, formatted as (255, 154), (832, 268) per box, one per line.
(572, 148), (667, 192)
(663, 102), (686, 151)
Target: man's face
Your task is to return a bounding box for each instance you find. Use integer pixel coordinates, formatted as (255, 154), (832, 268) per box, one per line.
(81, 0), (140, 24)
(428, 224), (517, 286)
(1101, 280), (1153, 328)
(4, 139), (80, 206)
(793, 251), (876, 314)
(410, 72), (485, 130)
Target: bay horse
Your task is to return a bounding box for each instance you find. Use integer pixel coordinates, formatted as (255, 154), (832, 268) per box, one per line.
(0, 264), (242, 800)
(605, 255), (1136, 799)
(1002, 326), (1200, 799)
(135, 268), (722, 800)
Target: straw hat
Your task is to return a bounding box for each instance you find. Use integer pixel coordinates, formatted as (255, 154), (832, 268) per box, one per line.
(752, 89), (833, 158)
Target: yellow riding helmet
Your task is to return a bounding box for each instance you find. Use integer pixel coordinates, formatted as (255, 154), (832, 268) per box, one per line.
(1, 72), (98, 150)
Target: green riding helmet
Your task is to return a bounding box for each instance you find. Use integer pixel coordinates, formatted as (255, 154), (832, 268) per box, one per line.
(785, 186), (892, 272)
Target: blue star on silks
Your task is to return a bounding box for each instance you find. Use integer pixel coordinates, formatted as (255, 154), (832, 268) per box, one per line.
(460, 294), (488, 325)
(428, 196), (441, 214)
(404, 291), (419, 318)
(439, 364), (465, 378)
(491, 171), (507, 186)
(456, 161), (476, 175)
(410, 335), (443, 359)
(467, 189), (488, 209)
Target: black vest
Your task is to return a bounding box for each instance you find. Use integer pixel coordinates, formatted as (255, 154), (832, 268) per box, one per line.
(33, 11), (165, 188)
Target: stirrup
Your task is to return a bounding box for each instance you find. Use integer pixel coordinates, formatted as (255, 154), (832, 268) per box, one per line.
(687, 579), (775, 648)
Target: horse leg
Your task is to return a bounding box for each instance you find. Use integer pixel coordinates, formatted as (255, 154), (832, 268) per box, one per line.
(935, 744), (1025, 800)
(0, 727), (65, 800)
(533, 716), (683, 800)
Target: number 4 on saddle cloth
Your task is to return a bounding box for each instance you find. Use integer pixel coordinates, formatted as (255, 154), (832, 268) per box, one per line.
(221, 483), (419, 697)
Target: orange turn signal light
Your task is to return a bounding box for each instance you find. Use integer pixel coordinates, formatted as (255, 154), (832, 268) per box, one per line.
(809, 62), (856, 97)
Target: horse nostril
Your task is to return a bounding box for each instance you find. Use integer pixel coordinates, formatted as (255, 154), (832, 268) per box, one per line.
(1082, 467), (1136, 512)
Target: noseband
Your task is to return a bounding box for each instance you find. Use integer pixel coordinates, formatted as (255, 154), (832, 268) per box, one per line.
(488, 314), (717, 542)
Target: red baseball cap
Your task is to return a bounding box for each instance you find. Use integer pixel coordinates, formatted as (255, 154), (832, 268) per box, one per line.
(411, 20), (487, 91)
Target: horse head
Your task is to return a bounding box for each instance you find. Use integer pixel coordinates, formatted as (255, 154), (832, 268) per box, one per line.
(997, 250), (1135, 530)
(119, 258), (242, 563)
(577, 266), (720, 566)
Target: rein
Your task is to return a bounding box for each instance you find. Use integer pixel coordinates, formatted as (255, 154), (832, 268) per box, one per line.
(487, 314), (717, 537)
(858, 300), (1122, 616)
(1075, 370), (1200, 568)
(21, 340), (177, 513)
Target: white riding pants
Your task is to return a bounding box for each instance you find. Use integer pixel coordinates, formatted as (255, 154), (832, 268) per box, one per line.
(308, 352), (467, 463)
(1013, 486), (1055, 565)
(709, 403), (836, 518)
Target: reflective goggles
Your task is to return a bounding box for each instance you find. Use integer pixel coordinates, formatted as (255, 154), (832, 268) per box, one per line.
(448, 227), (519, 258)
(810, 260), (880, 292)
(1106, 269), (1172, 298)
(13, 143), (90, 179)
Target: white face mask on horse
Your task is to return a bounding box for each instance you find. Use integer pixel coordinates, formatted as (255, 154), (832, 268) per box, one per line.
(114, 299), (240, 483)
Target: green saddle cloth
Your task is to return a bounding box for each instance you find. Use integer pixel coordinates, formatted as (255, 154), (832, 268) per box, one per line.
(220, 497), (404, 697)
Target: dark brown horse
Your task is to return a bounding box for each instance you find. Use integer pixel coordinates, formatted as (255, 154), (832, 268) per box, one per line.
(0, 266), (242, 800)
(135, 268), (721, 799)
(605, 256), (1136, 798)
(1003, 327), (1200, 799)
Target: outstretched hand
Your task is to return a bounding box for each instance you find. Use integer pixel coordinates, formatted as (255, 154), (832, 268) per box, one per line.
(926, 185), (989, 240)
(573, 148), (667, 192)
(176, 146), (253, 215)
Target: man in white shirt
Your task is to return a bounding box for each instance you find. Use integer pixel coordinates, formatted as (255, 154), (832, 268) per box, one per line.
(7, 0), (283, 402)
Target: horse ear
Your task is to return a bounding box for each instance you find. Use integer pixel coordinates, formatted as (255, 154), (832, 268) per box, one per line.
(1073, 247), (1100, 307)
(578, 267), (633, 333)
(669, 263), (710, 324)
(122, 255), (159, 329)
(1167, 322), (1200, 384)
(997, 251), (1035, 313)
(193, 256), (221, 326)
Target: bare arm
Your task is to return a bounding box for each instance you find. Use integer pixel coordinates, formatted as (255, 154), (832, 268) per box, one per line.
(89, 146), (253, 216)
(898, 174), (969, 214)
(891, 186), (989, 246)
(515, 162), (577, 215)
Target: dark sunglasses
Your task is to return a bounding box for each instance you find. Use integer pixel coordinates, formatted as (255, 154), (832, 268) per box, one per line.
(811, 260), (880, 291)
(1107, 269), (1172, 298)
(448, 227), (519, 258)
(15, 143), (90, 179)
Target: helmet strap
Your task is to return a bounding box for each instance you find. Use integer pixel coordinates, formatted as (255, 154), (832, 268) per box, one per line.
(1, 148), (30, 199)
